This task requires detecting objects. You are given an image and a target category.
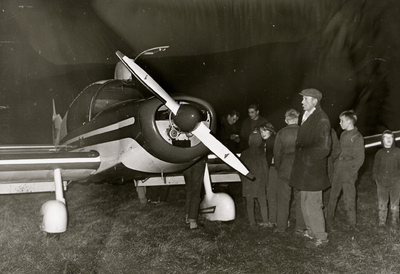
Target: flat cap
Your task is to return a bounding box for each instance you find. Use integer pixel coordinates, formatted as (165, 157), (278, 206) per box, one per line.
(299, 88), (322, 101)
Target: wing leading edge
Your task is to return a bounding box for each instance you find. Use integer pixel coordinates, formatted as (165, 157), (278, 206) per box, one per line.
(0, 146), (100, 189)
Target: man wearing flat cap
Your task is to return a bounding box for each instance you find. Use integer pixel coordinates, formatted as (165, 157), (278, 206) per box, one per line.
(289, 88), (332, 248)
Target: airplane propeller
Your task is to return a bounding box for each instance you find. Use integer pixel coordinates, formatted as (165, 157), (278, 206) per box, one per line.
(116, 51), (254, 179)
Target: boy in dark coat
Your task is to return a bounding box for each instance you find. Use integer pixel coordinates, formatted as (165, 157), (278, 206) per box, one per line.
(240, 133), (270, 226)
(373, 130), (400, 226)
(326, 110), (364, 229)
(274, 109), (305, 232)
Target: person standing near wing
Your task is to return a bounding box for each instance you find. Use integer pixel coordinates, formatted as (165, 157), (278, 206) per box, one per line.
(183, 158), (206, 230)
(219, 110), (241, 151)
(274, 109), (305, 233)
(240, 104), (268, 150)
(289, 88), (332, 248)
(257, 122), (278, 227)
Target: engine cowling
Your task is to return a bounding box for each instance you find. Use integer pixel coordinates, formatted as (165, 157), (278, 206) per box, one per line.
(137, 95), (217, 164)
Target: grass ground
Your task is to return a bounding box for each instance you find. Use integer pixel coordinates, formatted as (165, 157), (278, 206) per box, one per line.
(1, 154), (400, 273)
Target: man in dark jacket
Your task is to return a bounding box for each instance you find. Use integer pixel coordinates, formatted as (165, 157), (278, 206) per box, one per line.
(219, 110), (240, 151)
(289, 88), (332, 248)
(240, 104), (269, 150)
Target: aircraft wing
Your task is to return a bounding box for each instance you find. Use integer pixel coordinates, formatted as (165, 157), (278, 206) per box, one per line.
(0, 145), (100, 194)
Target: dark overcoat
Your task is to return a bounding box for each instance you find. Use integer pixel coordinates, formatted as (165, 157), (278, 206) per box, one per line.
(240, 133), (269, 198)
(289, 105), (332, 191)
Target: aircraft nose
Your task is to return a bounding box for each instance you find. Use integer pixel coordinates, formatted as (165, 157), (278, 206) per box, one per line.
(172, 104), (202, 132)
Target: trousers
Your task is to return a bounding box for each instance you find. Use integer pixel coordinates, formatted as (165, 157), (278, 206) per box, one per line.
(301, 191), (327, 241)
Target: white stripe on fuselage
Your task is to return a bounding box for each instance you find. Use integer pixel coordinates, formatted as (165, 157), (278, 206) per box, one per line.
(0, 157), (100, 165)
(63, 117), (135, 146)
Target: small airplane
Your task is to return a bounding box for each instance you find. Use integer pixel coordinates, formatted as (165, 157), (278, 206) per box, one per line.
(0, 47), (253, 234)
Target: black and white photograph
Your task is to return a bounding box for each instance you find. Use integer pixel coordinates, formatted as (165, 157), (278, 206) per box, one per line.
(1, 1), (400, 273)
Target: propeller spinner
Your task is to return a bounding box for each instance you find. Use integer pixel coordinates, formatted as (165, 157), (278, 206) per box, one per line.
(115, 51), (254, 179)
(173, 104), (202, 133)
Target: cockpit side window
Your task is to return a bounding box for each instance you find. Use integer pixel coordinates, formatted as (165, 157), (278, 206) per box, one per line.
(90, 80), (144, 120)
(66, 80), (145, 133)
(67, 84), (99, 132)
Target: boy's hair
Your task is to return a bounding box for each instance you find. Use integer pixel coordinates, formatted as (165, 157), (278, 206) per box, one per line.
(339, 110), (357, 124)
(248, 104), (259, 112)
(285, 109), (300, 121)
(382, 130), (394, 138)
(256, 122), (276, 135)
(228, 109), (240, 118)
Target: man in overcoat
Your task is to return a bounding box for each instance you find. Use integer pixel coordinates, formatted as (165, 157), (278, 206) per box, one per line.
(289, 88), (332, 247)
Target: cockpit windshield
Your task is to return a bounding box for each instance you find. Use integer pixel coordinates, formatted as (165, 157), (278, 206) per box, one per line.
(90, 80), (144, 119)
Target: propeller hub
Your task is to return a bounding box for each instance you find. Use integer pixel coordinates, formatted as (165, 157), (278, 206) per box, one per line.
(173, 104), (202, 133)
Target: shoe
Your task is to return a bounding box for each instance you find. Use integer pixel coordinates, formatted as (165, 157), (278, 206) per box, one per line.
(259, 222), (275, 228)
(273, 228), (286, 233)
(303, 230), (315, 240)
(306, 238), (328, 248)
(294, 229), (306, 236)
(189, 221), (204, 230)
(148, 199), (160, 205)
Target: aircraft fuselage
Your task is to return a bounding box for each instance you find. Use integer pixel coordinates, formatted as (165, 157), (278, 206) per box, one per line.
(56, 79), (216, 182)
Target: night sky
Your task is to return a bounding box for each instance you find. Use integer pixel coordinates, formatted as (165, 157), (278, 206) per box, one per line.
(1, 0), (399, 144)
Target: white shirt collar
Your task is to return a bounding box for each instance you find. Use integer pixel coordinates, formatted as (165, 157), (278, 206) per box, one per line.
(301, 107), (316, 124)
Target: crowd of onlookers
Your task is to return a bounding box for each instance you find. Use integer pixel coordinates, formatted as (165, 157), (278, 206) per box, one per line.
(139, 85), (400, 247)
(220, 88), (400, 248)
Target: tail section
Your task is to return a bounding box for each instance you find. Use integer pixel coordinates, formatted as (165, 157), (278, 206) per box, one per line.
(52, 100), (62, 146)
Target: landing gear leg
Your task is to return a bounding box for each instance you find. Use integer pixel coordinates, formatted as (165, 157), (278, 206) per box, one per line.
(135, 181), (147, 204)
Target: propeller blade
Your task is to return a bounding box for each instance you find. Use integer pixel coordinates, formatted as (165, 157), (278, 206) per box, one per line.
(115, 51), (180, 114)
(193, 123), (254, 179)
